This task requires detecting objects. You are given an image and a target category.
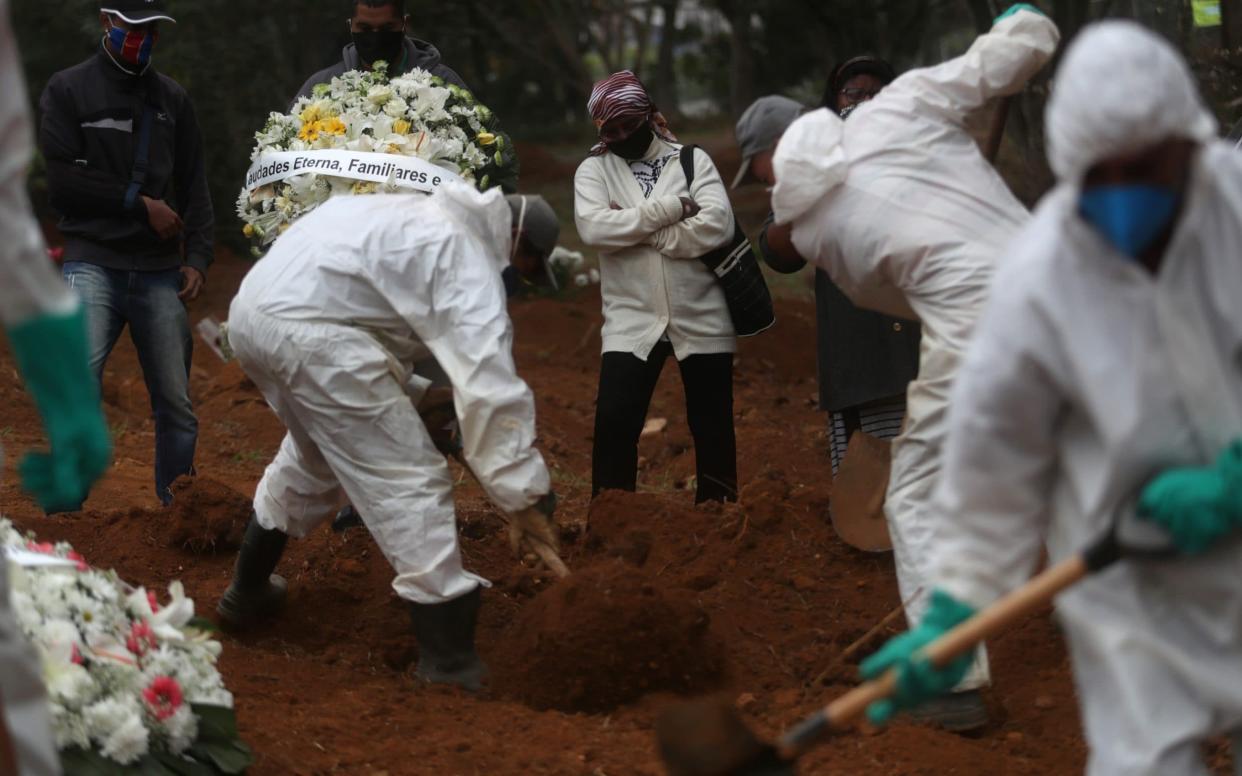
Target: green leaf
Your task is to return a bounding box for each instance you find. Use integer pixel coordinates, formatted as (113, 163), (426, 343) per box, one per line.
(59, 748), (126, 776)
(185, 616), (219, 633)
(153, 751), (219, 776)
(188, 741), (253, 775)
(191, 704), (239, 741)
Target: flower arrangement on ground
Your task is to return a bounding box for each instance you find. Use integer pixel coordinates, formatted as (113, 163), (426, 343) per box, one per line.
(2, 519), (251, 773)
(237, 63), (517, 251)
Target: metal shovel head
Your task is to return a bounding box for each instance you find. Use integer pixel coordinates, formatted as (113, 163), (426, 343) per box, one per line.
(829, 431), (893, 552)
(656, 698), (795, 776)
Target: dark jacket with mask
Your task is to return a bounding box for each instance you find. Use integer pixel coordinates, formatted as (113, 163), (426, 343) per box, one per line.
(295, 37), (467, 100)
(38, 48), (214, 275)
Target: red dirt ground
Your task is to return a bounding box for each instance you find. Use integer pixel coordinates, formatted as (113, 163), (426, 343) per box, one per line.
(1, 246), (1211, 775)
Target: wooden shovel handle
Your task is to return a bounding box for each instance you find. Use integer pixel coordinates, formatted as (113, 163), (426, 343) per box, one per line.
(984, 95), (1013, 163)
(821, 554), (1089, 733)
(450, 451), (571, 578)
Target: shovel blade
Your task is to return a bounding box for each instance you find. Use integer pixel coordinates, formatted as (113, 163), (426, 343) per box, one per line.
(656, 699), (796, 776)
(829, 431), (894, 552)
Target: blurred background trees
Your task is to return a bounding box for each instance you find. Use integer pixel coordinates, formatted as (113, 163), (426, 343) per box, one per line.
(11, 0), (1242, 242)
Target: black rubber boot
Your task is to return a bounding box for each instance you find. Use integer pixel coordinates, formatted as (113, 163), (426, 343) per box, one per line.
(909, 690), (989, 733)
(409, 585), (487, 692)
(216, 515), (289, 630)
(331, 504), (364, 532)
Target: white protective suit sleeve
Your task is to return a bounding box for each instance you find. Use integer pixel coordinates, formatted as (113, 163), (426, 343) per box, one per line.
(645, 148), (735, 260)
(771, 8), (1058, 227)
(0, 0), (74, 325)
(373, 230), (551, 515)
(929, 253), (1064, 610)
(883, 9), (1059, 127)
(574, 160), (685, 249)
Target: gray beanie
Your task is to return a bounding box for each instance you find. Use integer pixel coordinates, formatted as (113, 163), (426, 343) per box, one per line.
(505, 194), (560, 259)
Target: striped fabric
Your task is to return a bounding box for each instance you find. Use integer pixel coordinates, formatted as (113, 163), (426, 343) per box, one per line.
(586, 70), (676, 156)
(828, 397), (907, 475)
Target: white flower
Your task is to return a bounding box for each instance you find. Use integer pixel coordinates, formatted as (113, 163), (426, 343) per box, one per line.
(101, 713), (149, 765)
(574, 273), (590, 287)
(150, 581), (194, 641)
(366, 84), (394, 105)
(163, 706), (198, 754)
(46, 660), (95, 708)
(589, 268), (601, 284)
(49, 704), (91, 750)
(383, 96), (409, 118)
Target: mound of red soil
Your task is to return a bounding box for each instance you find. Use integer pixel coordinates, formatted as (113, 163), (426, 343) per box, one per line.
(494, 560), (724, 712)
(163, 476), (251, 554)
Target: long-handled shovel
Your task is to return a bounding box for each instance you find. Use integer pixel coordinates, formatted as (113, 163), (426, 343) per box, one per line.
(656, 518), (1172, 775)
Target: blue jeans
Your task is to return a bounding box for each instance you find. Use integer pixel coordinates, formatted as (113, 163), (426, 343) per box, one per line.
(63, 262), (197, 504)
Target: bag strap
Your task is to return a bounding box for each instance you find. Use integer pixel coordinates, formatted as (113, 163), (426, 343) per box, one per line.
(124, 103), (156, 212)
(679, 143), (698, 190)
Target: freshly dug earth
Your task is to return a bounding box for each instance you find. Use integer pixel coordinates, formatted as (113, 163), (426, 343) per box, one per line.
(1, 240), (1227, 774)
(495, 560), (724, 712)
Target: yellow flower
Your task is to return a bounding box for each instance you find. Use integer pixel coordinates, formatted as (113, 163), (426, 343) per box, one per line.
(351, 181), (378, 195)
(242, 223), (255, 238)
(392, 119), (412, 135)
(299, 104), (321, 125)
(297, 123), (320, 142)
(320, 117), (347, 136)
(477, 131), (497, 146)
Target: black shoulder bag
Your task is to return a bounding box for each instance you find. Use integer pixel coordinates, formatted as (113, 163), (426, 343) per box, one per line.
(679, 145), (775, 337)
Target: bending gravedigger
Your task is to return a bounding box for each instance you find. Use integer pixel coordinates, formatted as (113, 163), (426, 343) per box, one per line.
(217, 184), (562, 693)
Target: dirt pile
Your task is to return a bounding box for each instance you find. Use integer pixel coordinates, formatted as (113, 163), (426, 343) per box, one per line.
(494, 560), (724, 712)
(163, 476), (251, 554)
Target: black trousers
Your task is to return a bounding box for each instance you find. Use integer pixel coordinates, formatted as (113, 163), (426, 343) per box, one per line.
(591, 340), (738, 503)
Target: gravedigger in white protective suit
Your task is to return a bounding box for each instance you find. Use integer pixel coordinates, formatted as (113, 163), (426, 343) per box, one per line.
(769, 4), (1059, 729)
(218, 183), (560, 692)
(0, 0), (113, 771)
(860, 21), (1242, 776)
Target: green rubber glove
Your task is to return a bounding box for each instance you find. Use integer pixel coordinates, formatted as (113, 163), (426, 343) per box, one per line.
(7, 307), (112, 512)
(995, 3), (1045, 23)
(859, 590), (977, 725)
(1138, 440), (1242, 555)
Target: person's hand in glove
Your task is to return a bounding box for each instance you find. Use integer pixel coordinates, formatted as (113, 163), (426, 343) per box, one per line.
(859, 590), (978, 725)
(1138, 439), (1242, 555)
(508, 492), (560, 562)
(7, 306), (112, 513)
(995, 3), (1045, 22)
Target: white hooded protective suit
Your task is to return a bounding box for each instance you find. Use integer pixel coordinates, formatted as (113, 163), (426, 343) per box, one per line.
(0, 0), (70, 772)
(929, 21), (1242, 776)
(771, 7), (1059, 689)
(228, 184), (551, 605)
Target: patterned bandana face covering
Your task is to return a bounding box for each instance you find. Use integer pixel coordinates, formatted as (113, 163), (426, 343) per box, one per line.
(105, 18), (155, 67)
(586, 70), (676, 157)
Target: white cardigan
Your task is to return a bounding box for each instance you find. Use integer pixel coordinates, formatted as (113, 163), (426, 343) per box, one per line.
(574, 138), (736, 360)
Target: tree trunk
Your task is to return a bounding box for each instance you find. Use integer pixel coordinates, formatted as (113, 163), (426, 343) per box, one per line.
(650, 0), (681, 115)
(719, 0), (757, 117)
(1223, 0), (1242, 49)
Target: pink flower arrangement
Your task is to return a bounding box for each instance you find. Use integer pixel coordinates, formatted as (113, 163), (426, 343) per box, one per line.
(142, 677), (184, 722)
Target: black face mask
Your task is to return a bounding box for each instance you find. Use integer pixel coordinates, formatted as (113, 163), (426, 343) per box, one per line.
(606, 124), (654, 161)
(352, 29), (405, 68)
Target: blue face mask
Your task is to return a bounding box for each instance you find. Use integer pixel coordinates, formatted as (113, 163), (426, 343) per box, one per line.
(105, 20), (155, 68)
(1078, 184), (1180, 260)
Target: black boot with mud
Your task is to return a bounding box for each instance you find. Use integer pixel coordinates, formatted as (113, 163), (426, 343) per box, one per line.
(217, 515), (289, 629)
(409, 585), (487, 692)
